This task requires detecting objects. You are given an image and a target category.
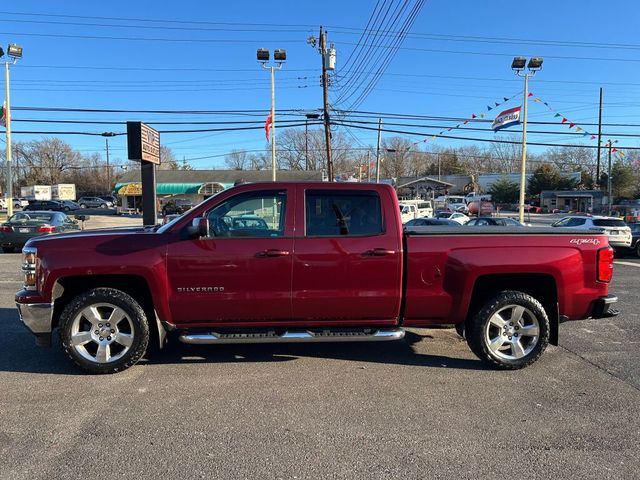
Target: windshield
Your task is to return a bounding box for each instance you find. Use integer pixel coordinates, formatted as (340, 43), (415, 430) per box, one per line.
(10, 213), (54, 223)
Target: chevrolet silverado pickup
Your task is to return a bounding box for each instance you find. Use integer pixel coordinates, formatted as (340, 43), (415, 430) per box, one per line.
(15, 182), (618, 374)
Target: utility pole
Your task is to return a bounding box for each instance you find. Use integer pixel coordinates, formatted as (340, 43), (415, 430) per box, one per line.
(101, 132), (116, 193)
(596, 87), (603, 186)
(375, 118), (383, 183)
(607, 142), (612, 216)
(319, 27), (334, 182)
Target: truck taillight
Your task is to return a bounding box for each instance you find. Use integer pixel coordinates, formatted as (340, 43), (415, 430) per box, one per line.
(597, 247), (614, 283)
(38, 225), (55, 233)
(22, 247), (38, 291)
(0, 225), (12, 232)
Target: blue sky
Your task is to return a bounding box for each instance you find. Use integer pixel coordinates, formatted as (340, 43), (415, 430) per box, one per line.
(3, 0), (640, 170)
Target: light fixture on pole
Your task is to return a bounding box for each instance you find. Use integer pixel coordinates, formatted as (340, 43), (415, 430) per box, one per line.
(512, 56), (543, 224)
(1, 43), (23, 218)
(257, 48), (286, 181)
(101, 132), (117, 193)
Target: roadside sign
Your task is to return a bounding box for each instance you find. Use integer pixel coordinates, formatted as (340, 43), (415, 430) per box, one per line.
(127, 122), (160, 164)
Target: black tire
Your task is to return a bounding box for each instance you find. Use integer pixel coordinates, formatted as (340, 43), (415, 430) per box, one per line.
(59, 288), (150, 374)
(2, 246), (15, 253)
(63, 206), (70, 212)
(636, 242), (640, 258)
(466, 290), (549, 370)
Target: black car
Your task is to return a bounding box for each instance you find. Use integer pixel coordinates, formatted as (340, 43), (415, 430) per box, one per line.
(0, 211), (80, 253)
(24, 200), (66, 212)
(404, 218), (461, 227)
(162, 198), (194, 216)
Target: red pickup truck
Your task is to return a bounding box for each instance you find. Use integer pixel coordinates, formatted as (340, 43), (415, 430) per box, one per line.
(15, 182), (618, 374)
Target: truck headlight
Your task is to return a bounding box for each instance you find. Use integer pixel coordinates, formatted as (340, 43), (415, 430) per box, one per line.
(22, 246), (37, 291)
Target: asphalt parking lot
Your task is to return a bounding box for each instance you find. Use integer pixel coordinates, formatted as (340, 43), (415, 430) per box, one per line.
(0, 216), (638, 479)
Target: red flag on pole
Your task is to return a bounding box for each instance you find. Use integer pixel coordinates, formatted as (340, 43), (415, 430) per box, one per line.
(264, 112), (273, 142)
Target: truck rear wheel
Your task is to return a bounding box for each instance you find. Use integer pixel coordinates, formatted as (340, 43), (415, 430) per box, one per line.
(466, 290), (549, 369)
(59, 288), (149, 374)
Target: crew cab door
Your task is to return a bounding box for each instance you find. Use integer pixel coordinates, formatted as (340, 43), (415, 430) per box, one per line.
(291, 187), (403, 324)
(166, 187), (294, 325)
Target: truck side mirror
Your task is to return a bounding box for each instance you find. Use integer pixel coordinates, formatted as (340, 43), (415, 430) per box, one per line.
(188, 217), (209, 238)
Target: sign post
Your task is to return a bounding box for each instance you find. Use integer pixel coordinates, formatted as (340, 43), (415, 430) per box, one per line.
(127, 122), (160, 226)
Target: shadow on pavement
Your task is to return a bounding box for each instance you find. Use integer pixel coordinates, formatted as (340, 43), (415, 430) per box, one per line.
(0, 306), (488, 374)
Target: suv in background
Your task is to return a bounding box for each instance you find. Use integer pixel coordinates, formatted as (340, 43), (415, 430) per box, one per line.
(552, 215), (632, 249)
(77, 196), (112, 208)
(99, 195), (118, 206)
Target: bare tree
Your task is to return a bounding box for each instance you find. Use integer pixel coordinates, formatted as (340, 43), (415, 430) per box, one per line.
(158, 146), (178, 170)
(224, 149), (253, 170)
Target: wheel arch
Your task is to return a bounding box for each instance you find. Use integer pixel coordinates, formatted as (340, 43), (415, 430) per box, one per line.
(52, 274), (165, 348)
(466, 273), (559, 346)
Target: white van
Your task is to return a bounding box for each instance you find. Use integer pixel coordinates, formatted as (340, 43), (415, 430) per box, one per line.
(399, 199), (434, 221)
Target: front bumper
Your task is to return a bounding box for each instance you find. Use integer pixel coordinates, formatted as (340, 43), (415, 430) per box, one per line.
(591, 294), (619, 318)
(16, 302), (53, 346)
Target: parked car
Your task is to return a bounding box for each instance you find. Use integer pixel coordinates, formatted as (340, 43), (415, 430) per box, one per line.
(16, 183), (617, 374)
(466, 217), (525, 227)
(1, 198), (29, 210)
(162, 198), (194, 216)
(100, 195), (118, 206)
(1, 211), (80, 253)
(24, 200), (66, 212)
(434, 211), (470, 225)
(78, 196), (112, 208)
(404, 218), (461, 227)
(551, 215), (632, 250)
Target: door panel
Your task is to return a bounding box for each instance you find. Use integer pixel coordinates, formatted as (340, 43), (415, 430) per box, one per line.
(291, 187), (402, 323)
(167, 188), (294, 325)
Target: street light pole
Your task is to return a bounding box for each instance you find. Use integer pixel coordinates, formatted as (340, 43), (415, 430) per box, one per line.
(4, 60), (13, 218)
(257, 49), (285, 181)
(512, 56), (543, 224)
(2, 44), (23, 218)
(101, 132), (116, 193)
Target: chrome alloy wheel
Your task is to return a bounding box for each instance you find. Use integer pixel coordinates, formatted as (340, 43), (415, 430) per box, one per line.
(484, 304), (540, 360)
(70, 303), (135, 364)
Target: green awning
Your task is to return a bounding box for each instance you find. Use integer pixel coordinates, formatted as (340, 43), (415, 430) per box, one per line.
(115, 182), (233, 196)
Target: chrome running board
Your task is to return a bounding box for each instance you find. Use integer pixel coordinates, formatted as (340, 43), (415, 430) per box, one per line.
(179, 328), (405, 345)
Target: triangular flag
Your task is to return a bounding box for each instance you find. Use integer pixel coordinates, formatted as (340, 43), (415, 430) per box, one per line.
(576, 127), (583, 133)
(534, 98), (542, 103)
(554, 113), (562, 118)
(487, 106), (493, 111)
(479, 113), (485, 118)
(455, 124), (461, 128)
(543, 102), (549, 106)
(528, 92), (534, 97)
(619, 151), (625, 156)
(569, 123), (575, 129)
(503, 97), (509, 102)
(494, 102), (500, 107)
(431, 135), (436, 139)
(561, 118), (567, 123)
(590, 135), (596, 139)
(582, 132), (589, 137)
(447, 127), (453, 131)
(463, 120), (469, 124)
(264, 112), (273, 142)
(471, 114), (477, 119)
(612, 148), (618, 153)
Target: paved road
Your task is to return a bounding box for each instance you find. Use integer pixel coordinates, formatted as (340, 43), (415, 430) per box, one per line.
(0, 247), (638, 479)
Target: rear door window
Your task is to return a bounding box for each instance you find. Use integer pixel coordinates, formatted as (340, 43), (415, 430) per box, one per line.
(593, 219), (627, 228)
(305, 190), (383, 236)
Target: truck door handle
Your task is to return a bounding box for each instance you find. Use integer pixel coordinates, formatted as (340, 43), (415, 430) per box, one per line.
(256, 249), (290, 258)
(363, 248), (395, 257)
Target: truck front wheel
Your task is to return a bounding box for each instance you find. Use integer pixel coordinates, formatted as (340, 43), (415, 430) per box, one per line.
(59, 288), (150, 374)
(466, 291), (549, 369)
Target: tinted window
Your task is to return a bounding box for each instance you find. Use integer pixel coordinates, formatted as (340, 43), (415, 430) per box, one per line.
(306, 190), (383, 236)
(593, 219), (627, 228)
(205, 190), (286, 238)
(567, 218), (586, 227)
